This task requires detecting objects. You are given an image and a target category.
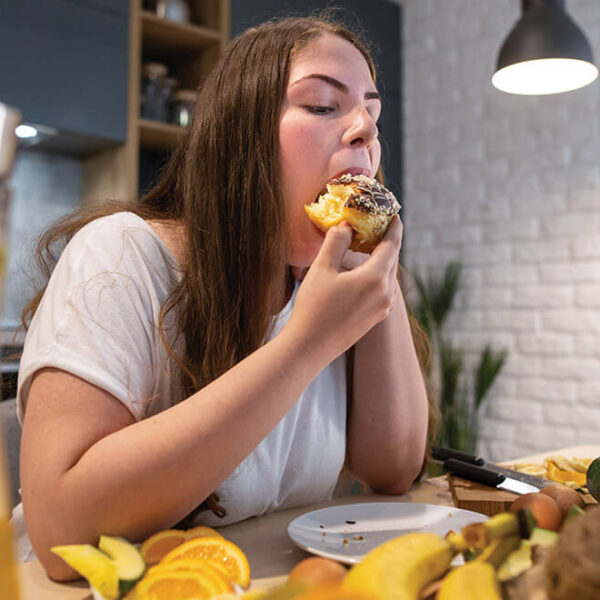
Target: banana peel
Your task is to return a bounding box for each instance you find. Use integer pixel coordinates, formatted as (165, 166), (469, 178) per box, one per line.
(342, 532), (455, 600)
(436, 561), (502, 600)
(474, 534), (520, 568)
(51, 535), (145, 599)
(51, 544), (119, 600)
(462, 510), (535, 550)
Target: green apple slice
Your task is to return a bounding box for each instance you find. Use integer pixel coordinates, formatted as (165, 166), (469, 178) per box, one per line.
(98, 535), (146, 596)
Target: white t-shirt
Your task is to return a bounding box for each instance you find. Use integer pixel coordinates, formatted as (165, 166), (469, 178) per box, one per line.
(13, 212), (347, 560)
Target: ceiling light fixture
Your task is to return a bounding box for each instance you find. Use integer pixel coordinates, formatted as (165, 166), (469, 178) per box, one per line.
(492, 0), (598, 95)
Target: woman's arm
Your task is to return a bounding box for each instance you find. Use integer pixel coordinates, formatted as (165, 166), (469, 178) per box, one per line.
(22, 326), (324, 580)
(346, 222), (429, 494)
(21, 221), (399, 581)
(346, 290), (429, 494)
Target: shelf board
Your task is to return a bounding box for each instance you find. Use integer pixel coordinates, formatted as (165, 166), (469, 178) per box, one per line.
(139, 118), (185, 150)
(141, 10), (221, 54)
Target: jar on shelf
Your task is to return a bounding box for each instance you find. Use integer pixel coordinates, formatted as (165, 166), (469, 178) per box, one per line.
(162, 76), (178, 110)
(141, 62), (170, 122)
(156, 0), (191, 24)
(170, 89), (198, 128)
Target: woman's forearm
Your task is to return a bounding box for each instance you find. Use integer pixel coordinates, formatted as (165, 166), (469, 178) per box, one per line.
(23, 325), (331, 578)
(347, 288), (429, 494)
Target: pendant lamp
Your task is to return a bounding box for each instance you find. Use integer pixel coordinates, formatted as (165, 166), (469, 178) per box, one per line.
(492, 0), (598, 95)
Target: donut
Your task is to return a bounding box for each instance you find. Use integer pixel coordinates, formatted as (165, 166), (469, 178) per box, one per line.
(304, 174), (401, 253)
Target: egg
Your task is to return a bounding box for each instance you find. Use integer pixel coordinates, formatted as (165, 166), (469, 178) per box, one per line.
(540, 484), (585, 519)
(288, 557), (347, 586)
(510, 492), (562, 532)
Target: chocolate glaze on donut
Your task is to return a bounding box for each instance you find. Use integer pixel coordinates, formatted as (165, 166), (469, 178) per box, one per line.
(328, 174), (400, 215)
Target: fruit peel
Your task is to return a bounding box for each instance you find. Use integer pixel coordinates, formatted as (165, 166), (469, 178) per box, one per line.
(51, 544), (119, 600)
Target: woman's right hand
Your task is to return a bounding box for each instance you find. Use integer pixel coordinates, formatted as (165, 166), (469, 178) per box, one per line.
(286, 215), (403, 363)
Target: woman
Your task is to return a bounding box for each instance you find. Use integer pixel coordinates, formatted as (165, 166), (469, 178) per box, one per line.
(14, 16), (431, 580)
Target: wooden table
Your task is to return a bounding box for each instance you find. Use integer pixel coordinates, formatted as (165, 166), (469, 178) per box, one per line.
(16, 445), (599, 599)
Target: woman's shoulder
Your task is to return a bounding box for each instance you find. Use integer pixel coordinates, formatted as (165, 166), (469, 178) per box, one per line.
(74, 211), (162, 246)
(68, 211), (178, 270)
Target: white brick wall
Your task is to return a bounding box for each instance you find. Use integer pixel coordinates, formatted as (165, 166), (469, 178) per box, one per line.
(400, 0), (600, 461)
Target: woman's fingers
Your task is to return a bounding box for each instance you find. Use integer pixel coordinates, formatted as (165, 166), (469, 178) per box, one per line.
(383, 216), (403, 277)
(340, 249), (369, 271)
(358, 216), (402, 275)
(378, 215), (402, 253)
(314, 222), (353, 270)
(291, 217), (405, 359)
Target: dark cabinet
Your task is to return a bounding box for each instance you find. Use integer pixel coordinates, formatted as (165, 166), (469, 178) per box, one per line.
(68, 0), (129, 14)
(0, 0), (129, 154)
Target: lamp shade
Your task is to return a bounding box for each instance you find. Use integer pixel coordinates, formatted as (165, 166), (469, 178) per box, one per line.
(492, 0), (598, 95)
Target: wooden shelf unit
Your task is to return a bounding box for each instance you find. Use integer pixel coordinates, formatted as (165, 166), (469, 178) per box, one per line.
(139, 118), (185, 150)
(83, 0), (230, 206)
(141, 10), (221, 50)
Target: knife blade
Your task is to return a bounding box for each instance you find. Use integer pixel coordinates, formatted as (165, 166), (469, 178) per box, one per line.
(443, 458), (541, 495)
(432, 446), (553, 489)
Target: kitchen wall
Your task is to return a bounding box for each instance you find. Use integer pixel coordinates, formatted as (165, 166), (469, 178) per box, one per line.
(401, 0), (600, 461)
(2, 149), (82, 328)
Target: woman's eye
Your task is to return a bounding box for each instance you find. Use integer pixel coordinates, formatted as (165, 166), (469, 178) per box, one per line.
(304, 105), (335, 115)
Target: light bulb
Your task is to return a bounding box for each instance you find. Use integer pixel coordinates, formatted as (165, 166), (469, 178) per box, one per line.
(15, 124), (38, 139)
(492, 57), (598, 95)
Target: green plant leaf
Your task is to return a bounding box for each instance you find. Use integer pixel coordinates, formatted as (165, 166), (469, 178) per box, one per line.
(431, 262), (462, 330)
(440, 340), (463, 412)
(413, 271), (434, 339)
(474, 345), (508, 410)
(411, 261), (508, 454)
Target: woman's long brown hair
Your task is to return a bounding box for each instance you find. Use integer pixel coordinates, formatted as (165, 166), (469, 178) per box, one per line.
(22, 15), (438, 492)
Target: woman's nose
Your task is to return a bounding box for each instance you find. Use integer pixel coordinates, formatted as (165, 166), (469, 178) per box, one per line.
(342, 107), (378, 148)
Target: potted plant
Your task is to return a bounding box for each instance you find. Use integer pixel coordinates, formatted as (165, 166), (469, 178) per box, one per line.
(412, 261), (508, 454)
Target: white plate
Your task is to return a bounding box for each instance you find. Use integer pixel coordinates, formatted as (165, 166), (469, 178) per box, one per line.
(287, 502), (487, 565)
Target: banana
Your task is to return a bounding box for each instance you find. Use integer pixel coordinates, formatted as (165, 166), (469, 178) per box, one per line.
(475, 534), (520, 568)
(342, 532), (454, 600)
(462, 511), (534, 550)
(436, 561), (502, 600)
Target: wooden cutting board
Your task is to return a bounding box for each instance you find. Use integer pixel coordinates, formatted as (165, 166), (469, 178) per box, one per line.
(447, 474), (597, 516)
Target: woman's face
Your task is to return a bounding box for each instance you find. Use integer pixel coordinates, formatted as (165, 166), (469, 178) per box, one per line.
(279, 34), (382, 268)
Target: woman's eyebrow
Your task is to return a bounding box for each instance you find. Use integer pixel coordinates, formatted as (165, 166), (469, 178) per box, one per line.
(292, 73), (381, 101)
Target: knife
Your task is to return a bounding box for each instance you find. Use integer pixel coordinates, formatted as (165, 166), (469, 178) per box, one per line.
(443, 458), (541, 495)
(431, 446), (485, 466)
(431, 446), (554, 490)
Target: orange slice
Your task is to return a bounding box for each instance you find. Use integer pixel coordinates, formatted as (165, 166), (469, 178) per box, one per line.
(140, 530), (188, 566)
(140, 527), (224, 566)
(147, 558), (233, 593)
(161, 537), (251, 588)
(547, 462), (587, 487)
(186, 526), (224, 540)
(129, 570), (225, 600)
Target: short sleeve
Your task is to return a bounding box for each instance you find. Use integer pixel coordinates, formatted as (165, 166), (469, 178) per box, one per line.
(17, 213), (179, 424)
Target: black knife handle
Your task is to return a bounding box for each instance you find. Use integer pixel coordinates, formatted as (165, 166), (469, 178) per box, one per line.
(431, 446), (484, 466)
(444, 458), (506, 486)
